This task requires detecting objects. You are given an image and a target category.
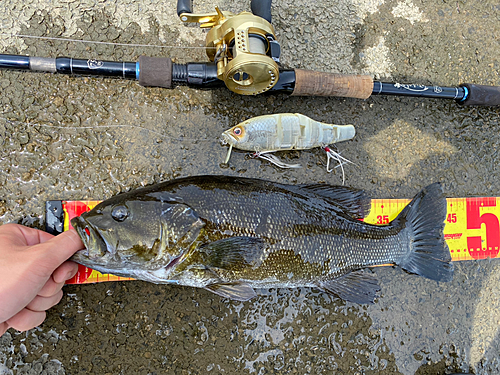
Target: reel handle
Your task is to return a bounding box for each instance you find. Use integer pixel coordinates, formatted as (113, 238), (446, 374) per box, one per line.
(177, 0), (192, 16)
(177, 1), (272, 23)
(251, 0), (272, 23)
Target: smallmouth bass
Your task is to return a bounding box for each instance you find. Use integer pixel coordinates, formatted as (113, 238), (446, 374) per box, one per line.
(71, 176), (452, 303)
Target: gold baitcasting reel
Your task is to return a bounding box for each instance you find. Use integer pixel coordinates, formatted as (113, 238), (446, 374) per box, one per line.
(179, 7), (280, 95)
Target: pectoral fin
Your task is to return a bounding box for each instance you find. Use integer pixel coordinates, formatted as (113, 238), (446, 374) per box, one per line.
(204, 282), (257, 301)
(201, 237), (265, 271)
(319, 270), (380, 304)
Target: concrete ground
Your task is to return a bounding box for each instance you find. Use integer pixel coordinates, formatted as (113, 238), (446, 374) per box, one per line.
(1, 0), (500, 374)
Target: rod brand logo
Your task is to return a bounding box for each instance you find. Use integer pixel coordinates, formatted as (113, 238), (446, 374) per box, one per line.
(87, 59), (104, 69)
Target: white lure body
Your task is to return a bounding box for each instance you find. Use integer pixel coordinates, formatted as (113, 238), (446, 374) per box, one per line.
(221, 113), (355, 153)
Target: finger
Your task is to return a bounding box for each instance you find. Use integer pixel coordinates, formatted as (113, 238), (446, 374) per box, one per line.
(52, 261), (79, 284)
(33, 229), (85, 273)
(0, 322), (9, 337)
(26, 290), (63, 312)
(6, 309), (46, 332)
(6, 224), (55, 246)
(37, 276), (65, 298)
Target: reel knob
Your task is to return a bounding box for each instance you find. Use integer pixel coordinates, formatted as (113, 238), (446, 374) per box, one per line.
(223, 34), (279, 95)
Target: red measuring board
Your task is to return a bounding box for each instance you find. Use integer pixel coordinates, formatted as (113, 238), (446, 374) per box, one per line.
(62, 197), (500, 284)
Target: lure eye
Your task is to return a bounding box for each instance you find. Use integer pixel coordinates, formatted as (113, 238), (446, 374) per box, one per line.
(233, 127), (242, 136)
(111, 206), (129, 222)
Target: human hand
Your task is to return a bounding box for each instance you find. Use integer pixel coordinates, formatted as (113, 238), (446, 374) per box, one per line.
(0, 224), (84, 336)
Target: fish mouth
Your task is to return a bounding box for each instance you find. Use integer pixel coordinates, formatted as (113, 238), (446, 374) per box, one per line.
(221, 131), (236, 145)
(70, 216), (108, 263)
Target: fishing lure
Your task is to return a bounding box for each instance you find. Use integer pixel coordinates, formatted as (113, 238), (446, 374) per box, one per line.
(221, 113), (356, 182)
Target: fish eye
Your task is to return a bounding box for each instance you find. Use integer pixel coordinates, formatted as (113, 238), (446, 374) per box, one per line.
(111, 205), (129, 222)
(233, 127), (242, 136)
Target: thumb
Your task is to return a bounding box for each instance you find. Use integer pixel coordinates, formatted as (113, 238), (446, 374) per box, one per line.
(33, 229), (85, 273)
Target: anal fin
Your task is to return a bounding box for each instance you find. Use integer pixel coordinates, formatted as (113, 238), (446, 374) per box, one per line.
(319, 270), (380, 304)
(204, 282), (257, 301)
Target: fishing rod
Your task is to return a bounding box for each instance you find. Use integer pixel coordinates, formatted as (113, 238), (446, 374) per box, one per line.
(0, 0), (499, 106)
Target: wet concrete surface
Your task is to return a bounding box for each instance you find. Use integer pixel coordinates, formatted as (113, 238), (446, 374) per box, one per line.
(1, 0), (500, 374)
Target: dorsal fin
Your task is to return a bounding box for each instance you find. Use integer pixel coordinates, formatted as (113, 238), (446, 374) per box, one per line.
(297, 184), (371, 219)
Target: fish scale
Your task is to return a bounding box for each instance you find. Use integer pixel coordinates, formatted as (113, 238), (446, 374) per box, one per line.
(70, 176), (453, 304)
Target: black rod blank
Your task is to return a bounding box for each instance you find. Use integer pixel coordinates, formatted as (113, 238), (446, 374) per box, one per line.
(1, 53), (499, 106)
(0, 54), (30, 69)
(372, 81), (466, 101)
(0, 54), (136, 78)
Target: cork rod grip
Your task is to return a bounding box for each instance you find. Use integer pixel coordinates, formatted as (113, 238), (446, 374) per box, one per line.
(291, 69), (374, 99)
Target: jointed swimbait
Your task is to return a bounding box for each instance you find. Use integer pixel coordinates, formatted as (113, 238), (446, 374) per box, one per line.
(221, 113), (356, 182)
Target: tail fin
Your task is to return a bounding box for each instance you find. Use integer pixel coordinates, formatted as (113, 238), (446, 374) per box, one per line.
(394, 183), (453, 282)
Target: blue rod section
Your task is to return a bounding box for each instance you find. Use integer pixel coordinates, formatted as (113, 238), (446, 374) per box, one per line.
(459, 86), (469, 102)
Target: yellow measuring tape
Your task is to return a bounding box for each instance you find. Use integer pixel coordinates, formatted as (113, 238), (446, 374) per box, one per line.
(63, 197), (500, 284)
(365, 197), (500, 261)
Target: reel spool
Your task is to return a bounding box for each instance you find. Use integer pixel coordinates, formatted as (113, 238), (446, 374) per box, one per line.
(180, 7), (280, 95)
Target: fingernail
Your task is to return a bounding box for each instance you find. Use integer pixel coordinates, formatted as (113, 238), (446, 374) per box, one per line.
(65, 266), (78, 281)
